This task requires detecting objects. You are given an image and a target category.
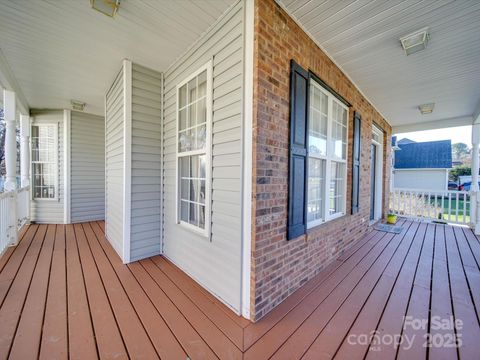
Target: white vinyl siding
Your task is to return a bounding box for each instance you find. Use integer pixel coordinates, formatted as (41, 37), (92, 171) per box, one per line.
(70, 111), (105, 223)
(130, 63), (162, 261)
(393, 169), (448, 191)
(163, 1), (244, 313)
(30, 110), (64, 224)
(105, 68), (125, 257)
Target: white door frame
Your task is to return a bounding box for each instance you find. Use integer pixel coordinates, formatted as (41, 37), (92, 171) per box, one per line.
(372, 125), (384, 221)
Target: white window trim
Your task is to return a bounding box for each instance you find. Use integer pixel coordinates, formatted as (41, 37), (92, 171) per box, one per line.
(31, 123), (59, 201)
(175, 60), (213, 238)
(307, 80), (349, 229)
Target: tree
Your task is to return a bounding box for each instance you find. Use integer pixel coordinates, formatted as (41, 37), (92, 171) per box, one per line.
(449, 164), (473, 182)
(452, 142), (469, 160)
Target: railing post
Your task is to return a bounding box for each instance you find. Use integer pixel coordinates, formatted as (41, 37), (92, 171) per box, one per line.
(471, 123), (480, 233)
(3, 90), (17, 192)
(20, 115), (31, 188)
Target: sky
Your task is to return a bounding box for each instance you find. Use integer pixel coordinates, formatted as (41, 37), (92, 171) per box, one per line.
(396, 125), (471, 146)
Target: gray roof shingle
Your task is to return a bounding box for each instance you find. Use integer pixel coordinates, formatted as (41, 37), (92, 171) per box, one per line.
(394, 139), (452, 169)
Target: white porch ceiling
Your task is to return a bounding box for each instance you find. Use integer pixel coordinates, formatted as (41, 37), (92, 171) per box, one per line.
(0, 0), (235, 116)
(277, 0), (480, 131)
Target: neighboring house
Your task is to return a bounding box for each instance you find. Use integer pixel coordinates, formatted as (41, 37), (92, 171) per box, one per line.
(393, 139), (452, 191)
(0, 0), (478, 328)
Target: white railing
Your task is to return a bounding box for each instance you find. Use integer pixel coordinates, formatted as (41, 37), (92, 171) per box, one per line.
(390, 188), (471, 225)
(0, 186), (30, 256)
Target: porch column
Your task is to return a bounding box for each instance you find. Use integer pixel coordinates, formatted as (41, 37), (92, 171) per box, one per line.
(19, 114), (30, 187)
(471, 123), (480, 234)
(3, 89), (17, 192)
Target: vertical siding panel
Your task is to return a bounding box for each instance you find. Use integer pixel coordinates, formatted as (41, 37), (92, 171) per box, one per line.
(162, 2), (244, 313)
(130, 63), (162, 261)
(105, 68), (125, 257)
(70, 111), (105, 222)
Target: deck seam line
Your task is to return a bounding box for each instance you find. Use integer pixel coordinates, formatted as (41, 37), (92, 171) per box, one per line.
(6, 225), (49, 359)
(77, 223), (127, 359)
(36, 224), (57, 359)
(0, 225), (41, 309)
(329, 221), (418, 359)
(88, 221), (177, 359)
(264, 229), (396, 359)
(360, 221), (423, 360)
(243, 223), (397, 351)
(139, 259), (221, 359)
(393, 223), (430, 360)
(451, 226), (480, 325)
(444, 225), (461, 359)
(73, 224), (101, 359)
(151, 257), (244, 352)
(302, 221), (417, 359)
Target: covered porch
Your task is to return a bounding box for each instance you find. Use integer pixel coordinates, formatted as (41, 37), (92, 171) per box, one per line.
(0, 218), (479, 359)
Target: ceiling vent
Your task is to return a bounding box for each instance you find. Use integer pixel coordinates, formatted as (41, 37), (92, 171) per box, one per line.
(71, 100), (86, 112)
(90, 0), (120, 17)
(418, 103), (435, 115)
(399, 27), (430, 56)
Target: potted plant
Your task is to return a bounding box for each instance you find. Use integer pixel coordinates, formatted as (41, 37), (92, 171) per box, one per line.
(386, 213), (397, 224)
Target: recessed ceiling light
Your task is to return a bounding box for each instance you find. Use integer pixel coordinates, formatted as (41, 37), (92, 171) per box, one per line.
(90, 0), (120, 17)
(400, 27), (430, 56)
(71, 100), (86, 112)
(418, 103), (435, 115)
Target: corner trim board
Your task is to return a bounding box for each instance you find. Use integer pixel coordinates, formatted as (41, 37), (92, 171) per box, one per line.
(63, 109), (71, 224)
(123, 59), (132, 264)
(241, 0), (254, 320)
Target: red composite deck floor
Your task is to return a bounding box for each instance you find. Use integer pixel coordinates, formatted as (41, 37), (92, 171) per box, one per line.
(0, 219), (479, 359)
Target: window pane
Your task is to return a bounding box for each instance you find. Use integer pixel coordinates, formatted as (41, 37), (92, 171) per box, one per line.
(179, 84), (187, 108)
(189, 202), (198, 226)
(307, 158), (325, 223)
(188, 78), (197, 103)
(193, 124), (206, 150)
(199, 155), (206, 178)
(178, 129), (192, 152)
(179, 108), (187, 131)
(198, 70), (207, 98)
(188, 103), (196, 128)
(309, 86), (328, 156)
(197, 98), (206, 125)
(180, 200), (189, 222)
(332, 102), (347, 160)
(329, 162), (345, 215)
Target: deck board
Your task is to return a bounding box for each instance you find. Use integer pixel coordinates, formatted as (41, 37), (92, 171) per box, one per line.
(39, 225), (68, 360)
(0, 220), (479, 359)
(9, 224), (56, 360)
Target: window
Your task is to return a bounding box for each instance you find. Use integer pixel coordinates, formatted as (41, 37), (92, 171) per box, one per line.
(176, 62), (212, 235)
(307, 80), (348, 227)
(32, 124), (58, 200)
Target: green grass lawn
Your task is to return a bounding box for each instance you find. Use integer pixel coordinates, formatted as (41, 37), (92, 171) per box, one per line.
(429, 198), (470, 224)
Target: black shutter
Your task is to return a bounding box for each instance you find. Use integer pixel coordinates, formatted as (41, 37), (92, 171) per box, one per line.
(351, 112), (361, 214)
(288, 60), (309, 240)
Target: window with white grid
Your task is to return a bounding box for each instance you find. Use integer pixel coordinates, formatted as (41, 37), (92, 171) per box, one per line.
(31, 124), (58, 200)
(176, 62), (212, 235)
(307, 80), (348, 227)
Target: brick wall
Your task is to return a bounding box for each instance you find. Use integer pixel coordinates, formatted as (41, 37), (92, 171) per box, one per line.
(251, 0), (393, 321)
